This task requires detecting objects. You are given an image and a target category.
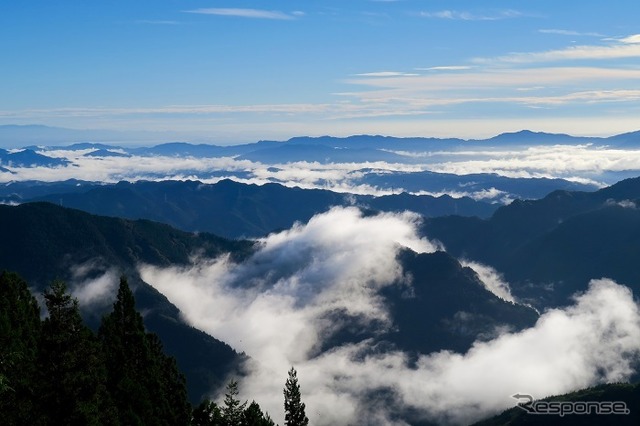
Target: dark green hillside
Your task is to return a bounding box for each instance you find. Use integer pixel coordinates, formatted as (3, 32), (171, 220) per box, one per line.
(503, 205), (640, 306)
(424, 176), (640, 307)
(314, 250), (538, 358)
(386, 250), (538, 355)
(0, 202), (252, 403)
(34, 179), (351, 238)
(0, 201), (251, 286)
(31, 179), (495, 238)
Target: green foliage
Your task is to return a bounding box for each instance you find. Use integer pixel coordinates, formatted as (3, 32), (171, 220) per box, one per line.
(37, 280), (115, 425)
(99, 276), (190, 425)
(193, 385), (275, 426)
(191, 400), (224, 426)
(222, 379), (248, 426)
(2, 271), (304, 426)
(244, 400), (276, 426)
(0, 271), (41, 424)
(0, 271), (196, 425)
(284, 367), (309, 426)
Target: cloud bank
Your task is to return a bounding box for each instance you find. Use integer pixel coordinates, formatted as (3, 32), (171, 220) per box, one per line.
(3, 141), (639, 198)
(140, 208), (640, 425)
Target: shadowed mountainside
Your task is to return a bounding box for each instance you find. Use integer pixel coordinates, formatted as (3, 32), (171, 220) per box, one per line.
(424, 176), (640, 307)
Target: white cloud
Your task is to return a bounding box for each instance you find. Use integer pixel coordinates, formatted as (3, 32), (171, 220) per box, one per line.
(69, 262), (119, 309)
(417, 66), (473, 71)
(461, 260), (517, 303)
(606, 199), (637, 209)
(3, 139), (640, 194)
(141, 206), (439, 361)
(539, 29), (604, 37)
(141, 207), (640, 425)
(620, 34), (640, 44)
(419, 9), (524, 21)
(185, 8), (299, 20)
(479, 37), (640, 64)
(354, 71), (420, 77)
(427, 144), (640, 178)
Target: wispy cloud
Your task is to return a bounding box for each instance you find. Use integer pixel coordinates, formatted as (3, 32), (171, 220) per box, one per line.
(478, 34), (640, 63)
(419, 9), (524, 21)
(354, 71), (419, 77)
(417, 66), (473, 71)
(185, 8), (299, 20)
(620, 34), (640, 44)
(539, 29), (604, 37)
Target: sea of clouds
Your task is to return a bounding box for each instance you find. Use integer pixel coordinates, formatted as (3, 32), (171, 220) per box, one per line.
(132, 207), (640, 425)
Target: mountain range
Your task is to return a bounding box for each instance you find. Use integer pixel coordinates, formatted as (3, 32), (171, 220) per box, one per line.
(16, 179), (495, 238)
(424, 176), (640, 308)
(0, 201), (539, 405)
(3, 124), (640, 151)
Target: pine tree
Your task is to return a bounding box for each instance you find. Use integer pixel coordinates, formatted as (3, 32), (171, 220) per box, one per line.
(192, 400), (223, 426)
(99, 276), (151, 424)
(222, 379), (247, 426)
(37, 280), (115, 425)
(283, 367), (309, 426)
(0, 272), (42, 425)
(244, 400), (276, 426)
(99, 276), (190, 425)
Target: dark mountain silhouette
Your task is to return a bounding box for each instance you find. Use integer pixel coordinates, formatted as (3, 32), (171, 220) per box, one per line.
(0, 202), (252, 403)
(0, 179), (100, 202)
(382, 250), (538, 355)
(28, 179), (496, 238)
(423, 176), (640, 307)
(359, 170), (598, 199)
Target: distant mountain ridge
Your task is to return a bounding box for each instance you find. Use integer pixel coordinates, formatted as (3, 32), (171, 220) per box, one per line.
(22, 179), (496, 238)
(423, 176), (640, 308)
(4, 124), (640, 154)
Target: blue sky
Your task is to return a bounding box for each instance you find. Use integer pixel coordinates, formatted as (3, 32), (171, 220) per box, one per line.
(1, 0), (640, 143)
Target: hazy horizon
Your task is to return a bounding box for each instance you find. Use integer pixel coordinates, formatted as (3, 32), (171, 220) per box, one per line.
(2, 1), (640, 142)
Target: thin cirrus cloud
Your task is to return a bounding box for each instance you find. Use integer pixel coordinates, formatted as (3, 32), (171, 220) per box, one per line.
(184, 8), (301, 20)
(476, 34), (640, 63)
(354, 71), (420, 77)
(419, 9), (524, 21)
(417, 66), (473, 71)
(538, 29), (605, 37)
